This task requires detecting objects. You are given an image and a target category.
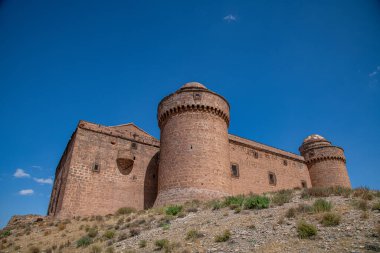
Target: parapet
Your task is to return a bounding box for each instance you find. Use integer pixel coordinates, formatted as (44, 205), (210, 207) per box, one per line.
(299, 134), (346, 164)
(157, 82), (230, 128)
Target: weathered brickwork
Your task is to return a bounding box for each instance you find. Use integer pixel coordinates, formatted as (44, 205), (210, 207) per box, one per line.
(156, 83), (231, 205)
(49, 122), (159, 218)
(48, 82), (351, 217)
(229, 136), (312, 195)
(299, 135), (351, 188)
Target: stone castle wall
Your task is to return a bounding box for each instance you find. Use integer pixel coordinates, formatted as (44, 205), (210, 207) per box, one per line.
(155, 84), (232, 205)
(229, 136), (311, 195)
(48, 122), (159, 218)
(48, 82), (351, 217)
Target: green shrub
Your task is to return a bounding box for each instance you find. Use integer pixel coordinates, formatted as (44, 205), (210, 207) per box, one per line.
(223, 195), (245, 208)
(165, 205), (183, 216)
(271, 190), (293, 206)
(321, 213), (341, 226)
(28, 246), (41, 253)
(297, 220), (317, 239)
(155, 239), (169, 250)
(0, 230), (11, 239)
(312, 199), (332, 213)
(243, 195), (270, 209)
(103, 230), (115, 239)
(90, 245), (102, 253)
(116, 207), (136, 215)
(214, 230), (231, 242)
(285, 208), (296, 218)
(210, 200), (222, 210)
(87, 228), (98, 238)
(138, 240), (147, 248)
(371, 201), (380, 211)
(185, 229), (203, 241)
(76, 236), (92, 247)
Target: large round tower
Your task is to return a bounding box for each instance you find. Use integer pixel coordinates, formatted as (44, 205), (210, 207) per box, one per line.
(299, 134), (351, 188)
(155, 82), (231, 206)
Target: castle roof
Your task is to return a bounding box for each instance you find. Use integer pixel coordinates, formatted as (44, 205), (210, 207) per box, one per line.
(303, 134), (326, 143)
(180, 82), (207, 90)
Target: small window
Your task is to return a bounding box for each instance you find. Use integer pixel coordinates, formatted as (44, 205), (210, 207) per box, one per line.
(254, 152), (259, 159)
(283, 160), (288, 166)
(93, 163), (100, 172)
(193, 93), (202, 100)
(131, 142), (137, 149)
(309, 152), (314, 158)
(301, 180), (307, 188)
(268, 172), (276, 185)
(231, 164), (239, 178)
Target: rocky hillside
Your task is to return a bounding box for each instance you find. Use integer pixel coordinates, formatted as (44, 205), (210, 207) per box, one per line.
(1, 187), (380, 253)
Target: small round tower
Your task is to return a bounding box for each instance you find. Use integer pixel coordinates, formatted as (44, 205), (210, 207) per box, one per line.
(299, 134), (351, 188)
(155, 82), (231, 206)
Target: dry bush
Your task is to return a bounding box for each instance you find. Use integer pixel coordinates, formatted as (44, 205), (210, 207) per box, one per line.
(271, 190), (293, 206)
(116, 207), (136, 215)
(28, 246), (40, 253)
(297, 220), (317, 239)
(353, 187), (374, 200)
(285, 208), (296, 218)
(214, 230), (231, 242)
(312, 199), (332, 213)
(185, 229), (203, 241)
(57, 223), (66, 231)
(321, 213), (341, 226)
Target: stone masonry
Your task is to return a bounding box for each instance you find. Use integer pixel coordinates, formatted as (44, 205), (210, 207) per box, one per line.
(48, 82), (351, 218)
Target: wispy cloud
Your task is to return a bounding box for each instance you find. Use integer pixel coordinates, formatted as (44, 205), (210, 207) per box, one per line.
(31, 165), (42, 170)
(14, 169), (30, 178)
(369, 66), (380, 77)
(33, 177), (53, 185)
(369, 65), (380, 88)
(19, 189), (34, 196)
(223, 14), (237, 22)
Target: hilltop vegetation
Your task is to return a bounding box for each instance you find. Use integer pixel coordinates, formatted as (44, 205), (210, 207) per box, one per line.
(1, 187), (380, 253)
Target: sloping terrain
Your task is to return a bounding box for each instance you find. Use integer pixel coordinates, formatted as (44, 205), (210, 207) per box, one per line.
(1, 187), (380, 253)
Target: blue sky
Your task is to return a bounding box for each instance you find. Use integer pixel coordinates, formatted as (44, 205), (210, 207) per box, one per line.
(0, 0), (379, 228)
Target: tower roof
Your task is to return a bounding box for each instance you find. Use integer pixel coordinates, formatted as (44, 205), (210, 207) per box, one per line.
(180, 82), (207, 90)
(303, 134), (326, 143)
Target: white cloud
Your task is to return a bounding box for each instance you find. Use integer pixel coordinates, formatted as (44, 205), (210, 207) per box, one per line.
(19, 189), (34, 195)
(31, 165), (42, 169)
(223, 14), (237, 22)
(33, 177), (53, 185)
(14, 169), (30, 178)
(369, 66), (380, 77)
(368, 65), (380, 89)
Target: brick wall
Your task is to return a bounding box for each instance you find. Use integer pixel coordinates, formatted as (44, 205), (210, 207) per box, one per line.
(49, 122), (160, 218)
(155, 83), (231, 206)
(229, 138), (312, 195)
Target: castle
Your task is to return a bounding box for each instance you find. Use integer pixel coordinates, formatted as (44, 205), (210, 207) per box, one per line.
(48, 82), (351, 217)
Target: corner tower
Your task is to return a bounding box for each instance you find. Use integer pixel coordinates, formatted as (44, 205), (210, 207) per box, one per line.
(299, 134), (351, 188)
(155, 82), (231, 205)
